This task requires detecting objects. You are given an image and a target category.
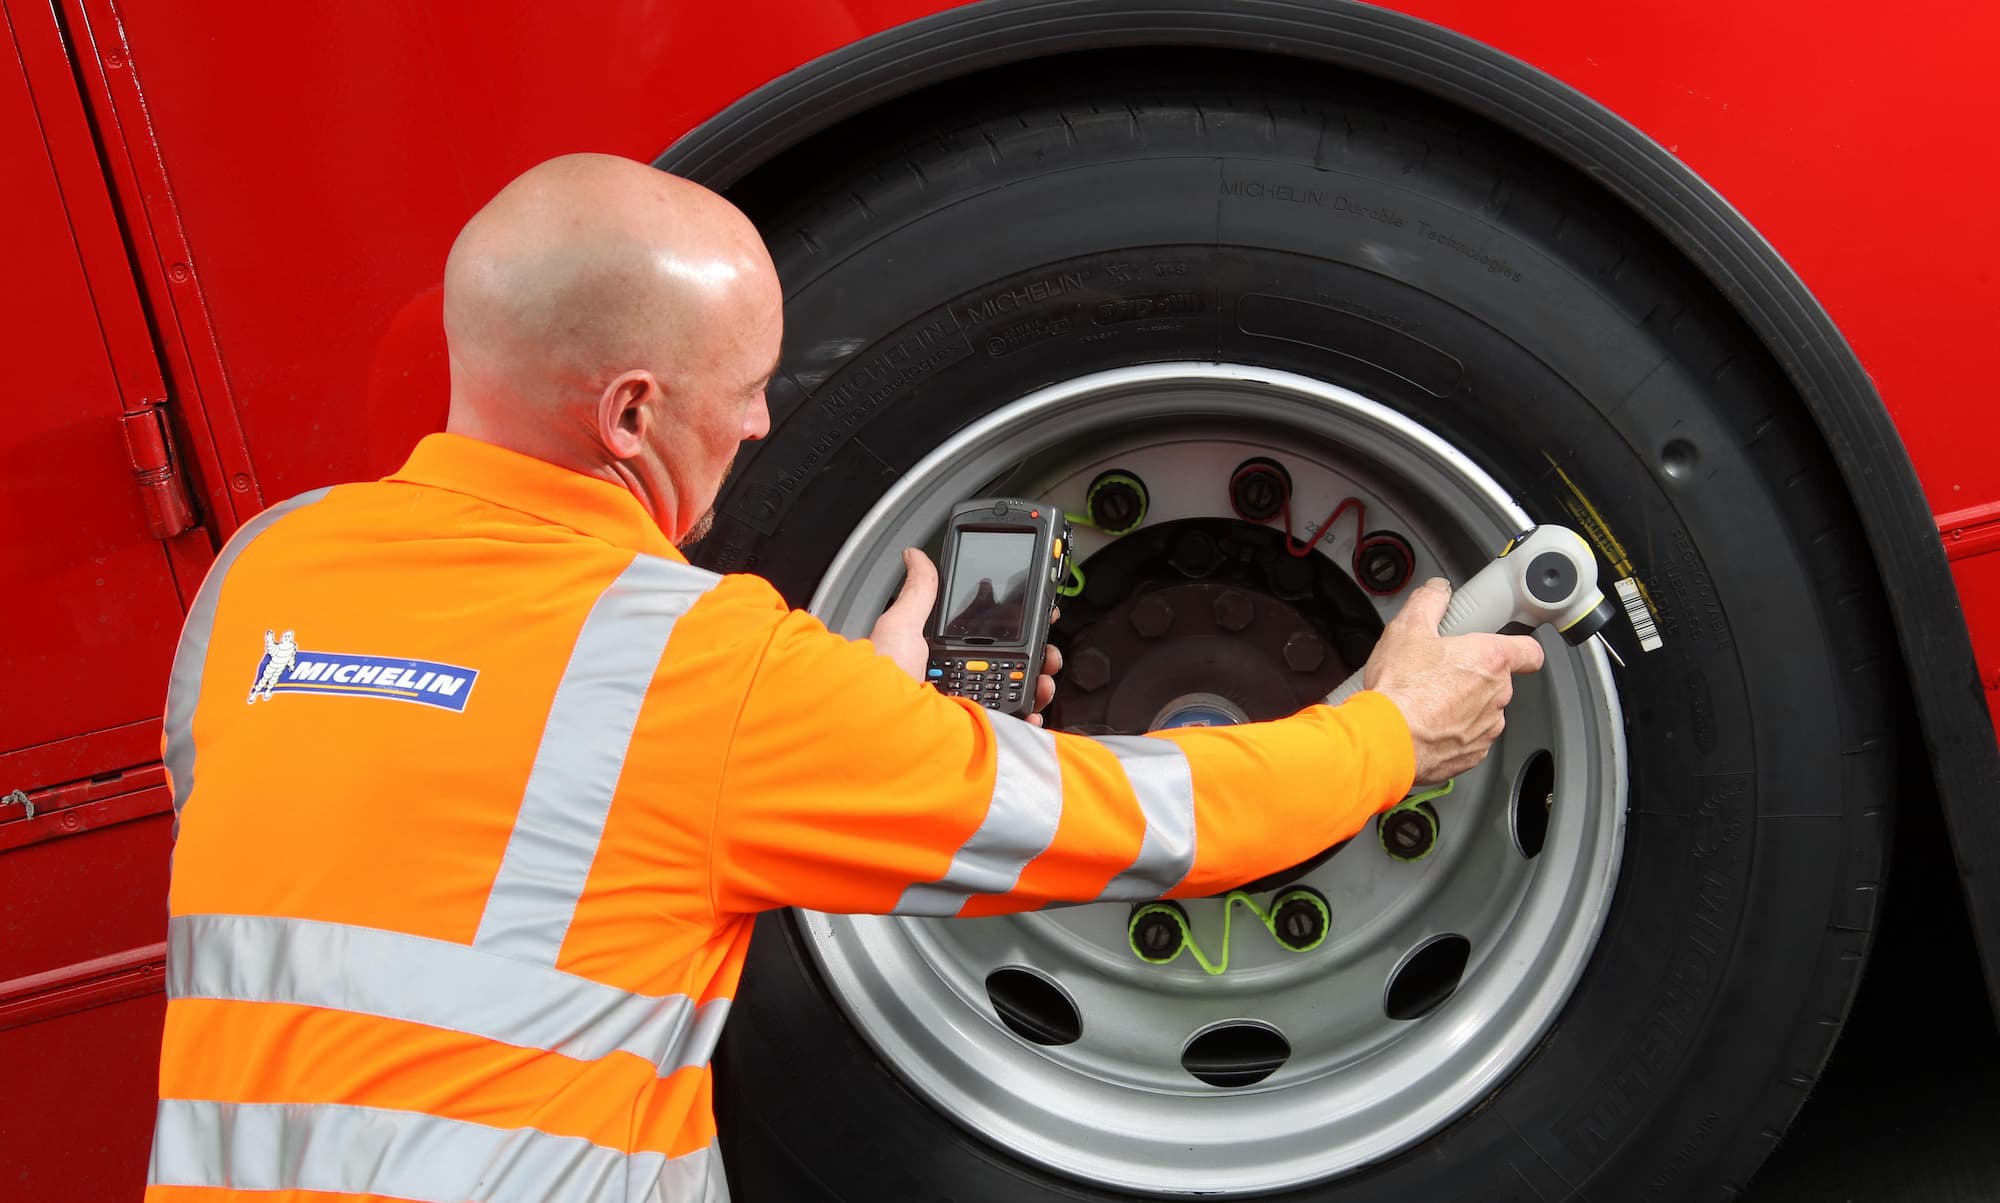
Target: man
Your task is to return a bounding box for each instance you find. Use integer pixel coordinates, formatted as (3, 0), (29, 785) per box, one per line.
(146, 154), (1542, 1202)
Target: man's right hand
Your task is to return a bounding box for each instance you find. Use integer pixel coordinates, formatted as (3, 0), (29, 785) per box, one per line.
(1363, 577), (1546, 785)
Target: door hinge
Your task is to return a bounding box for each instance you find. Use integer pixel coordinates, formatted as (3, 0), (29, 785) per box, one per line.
(120, 405), (197, 539)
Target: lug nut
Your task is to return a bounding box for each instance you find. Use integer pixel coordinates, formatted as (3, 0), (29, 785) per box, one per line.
(1270, 888), (1331, 952)
(1229, 457), (1292, 522)
(1070, 646), (1112, 693)
(1086, 470), (1149, 536)
(1129, 902), (1188, 964)
(1282, 630), (1325, 673)
(1168, 532), (1220, 579)
(1380, 802), (1439, 863)
(1267, 557), (1312, 601)
(1354, 531), (1416, 595)
(1213, 590), (1254, 632)
(1131, 594), (1174, 638)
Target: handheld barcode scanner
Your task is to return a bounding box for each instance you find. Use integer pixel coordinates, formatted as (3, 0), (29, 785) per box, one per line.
(1328, 523), (1619, 705)
(925, 498), (1072, 718)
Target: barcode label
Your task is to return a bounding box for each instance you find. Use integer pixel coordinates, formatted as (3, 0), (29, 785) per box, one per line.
(1615, 576), (1663, 652)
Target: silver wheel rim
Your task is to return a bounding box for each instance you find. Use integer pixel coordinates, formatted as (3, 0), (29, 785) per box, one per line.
(804, 364), (1626, 1196)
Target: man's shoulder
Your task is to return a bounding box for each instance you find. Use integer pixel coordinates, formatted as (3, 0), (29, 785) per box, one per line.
(679, 568), (790, 623)
(643, 569), (822, 693)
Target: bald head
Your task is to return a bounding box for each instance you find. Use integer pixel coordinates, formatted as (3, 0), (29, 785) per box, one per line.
(444, 153), (773, 416)
(441, 154), (781, 542)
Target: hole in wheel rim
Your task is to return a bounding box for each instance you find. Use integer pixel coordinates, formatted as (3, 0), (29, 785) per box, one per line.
(1384, 935), (1471, 1021)
(985, 967), (1081, 1046)
(1181, 1021), (1292, 1087)
(1514, 749), (1555, 859)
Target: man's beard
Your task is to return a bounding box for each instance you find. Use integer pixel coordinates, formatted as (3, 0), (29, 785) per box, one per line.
(676, 447), (739, 550)
(678, 506), (717, 548)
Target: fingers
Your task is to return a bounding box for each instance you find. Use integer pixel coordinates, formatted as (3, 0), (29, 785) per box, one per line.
(1465, 633), (1544, 678)
(865, 549), (940, 681)
(888, 548), (938, 615)
(1388, 576), (1452, 635)
(1021, 640), (1060, 726)
(1428, 747), (1489, 782)
(1497, 633), (1545, 674)
(869, 549), (937, 641)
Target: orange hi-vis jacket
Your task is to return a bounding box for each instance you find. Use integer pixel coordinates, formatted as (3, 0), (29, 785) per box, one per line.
(148, 433), (1416, 1203)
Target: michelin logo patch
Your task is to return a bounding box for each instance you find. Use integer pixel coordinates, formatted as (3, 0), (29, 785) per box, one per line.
(247, 629), (477, 712)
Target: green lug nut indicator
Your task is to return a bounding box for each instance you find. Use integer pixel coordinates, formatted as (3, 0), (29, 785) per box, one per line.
(1379, 803), (1440, 863)
(1060, 471), (1151, 598)
(1083, 470), (1149, 536)
(1128, 781), (1454, 973)
(1378, 779), (1454, 863)
(1127, 887), (1331, 975)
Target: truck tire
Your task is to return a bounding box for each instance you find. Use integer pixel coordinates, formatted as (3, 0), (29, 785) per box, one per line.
(694, 71), (1897, 1202)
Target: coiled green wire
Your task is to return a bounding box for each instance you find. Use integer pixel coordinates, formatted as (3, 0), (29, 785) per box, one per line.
(1127, 782), (1454, 974)
(1128, 889), (1330, 976)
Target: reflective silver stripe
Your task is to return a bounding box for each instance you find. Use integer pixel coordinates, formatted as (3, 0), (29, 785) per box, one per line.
(149, 1099), (728, 1202)
(475, 554), (716, 963)
(169, 914), (728, 1075)
(163, 489), (333, 832)
(894, 714), (1063, 916)
(1093, 736), (1198, 900)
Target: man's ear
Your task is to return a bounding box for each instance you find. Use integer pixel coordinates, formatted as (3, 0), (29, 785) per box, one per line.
(598, 370), (660, 460)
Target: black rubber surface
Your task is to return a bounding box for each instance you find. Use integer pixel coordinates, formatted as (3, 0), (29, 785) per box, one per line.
(1748, 795), (2000, 1202)
(700, 74), (1903, 1201)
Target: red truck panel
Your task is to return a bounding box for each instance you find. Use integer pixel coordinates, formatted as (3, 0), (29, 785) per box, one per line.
(0, 3), (192, 770)
(104, 0), (960, 502)
(1, 1), (1994, 1198)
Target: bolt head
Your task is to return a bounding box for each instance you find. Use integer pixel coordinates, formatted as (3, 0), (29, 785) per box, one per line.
(1273, 896), (1327, 950)
(1090, 479), (1145, 533)
(1267, 557), (1312, 601)
(1357, 546), (1411, 592)
(1070, 646), (1112, 693)
(1134, 913), (1180, 957)
(1236, 482), (1282, 519)
(1168, 532), (1220, 579)
(1213, 590), (1254, 632)
(1130, 594), (1174, 639)
(1282, 631), (1326, 672)
(1381, 807), (1438, 861)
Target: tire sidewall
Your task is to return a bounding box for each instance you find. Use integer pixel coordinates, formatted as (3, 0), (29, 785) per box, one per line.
(704, 109), (1871, 1202)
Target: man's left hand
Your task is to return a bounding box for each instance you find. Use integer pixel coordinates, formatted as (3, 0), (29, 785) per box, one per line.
(872, 548), (1063, 727)
(869, 548), (939, 679)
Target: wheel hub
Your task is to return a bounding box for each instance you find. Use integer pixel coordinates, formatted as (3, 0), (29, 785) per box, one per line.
(1050, 517), (1379, 737)
(1149, 692), (1247, 731)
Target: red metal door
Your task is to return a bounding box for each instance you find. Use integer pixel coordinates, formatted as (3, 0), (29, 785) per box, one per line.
(0, 2), (214, 1195)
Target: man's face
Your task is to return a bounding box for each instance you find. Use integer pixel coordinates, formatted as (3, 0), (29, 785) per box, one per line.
(664, 265), (780, 547)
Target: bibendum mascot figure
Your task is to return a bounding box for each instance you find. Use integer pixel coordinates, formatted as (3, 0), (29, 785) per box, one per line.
(249, 629), (298, 703)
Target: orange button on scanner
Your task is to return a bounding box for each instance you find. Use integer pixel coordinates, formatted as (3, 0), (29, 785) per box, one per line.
(965, 660), (990, 672)
(1009, 671), (1026, 681)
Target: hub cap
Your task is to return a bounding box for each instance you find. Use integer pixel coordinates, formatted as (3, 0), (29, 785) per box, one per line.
(806, 364), (1625, 1196)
